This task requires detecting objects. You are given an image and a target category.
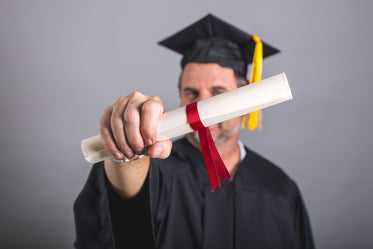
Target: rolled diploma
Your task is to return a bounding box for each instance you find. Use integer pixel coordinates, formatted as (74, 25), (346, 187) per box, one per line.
(82, 73), (292, 164)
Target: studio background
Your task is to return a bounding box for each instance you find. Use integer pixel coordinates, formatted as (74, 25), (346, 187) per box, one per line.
(1, 1), (372, 248)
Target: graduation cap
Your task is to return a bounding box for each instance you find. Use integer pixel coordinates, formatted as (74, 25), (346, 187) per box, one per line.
(158, 13), (279, 77)
(159, 14), (280, 130)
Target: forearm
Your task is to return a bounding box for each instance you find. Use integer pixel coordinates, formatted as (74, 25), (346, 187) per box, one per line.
(99, 92), (170, 199)
(104, 156), (150, 199)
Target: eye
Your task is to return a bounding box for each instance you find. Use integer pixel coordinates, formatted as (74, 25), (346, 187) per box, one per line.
(184, 89), (199, 100)
(211, 88), (227, 96)
(212, 90), (223, 96)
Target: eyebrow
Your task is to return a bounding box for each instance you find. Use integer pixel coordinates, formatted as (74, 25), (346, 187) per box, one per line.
(211, 86), (229, 92)
(182, 85), (229, 92)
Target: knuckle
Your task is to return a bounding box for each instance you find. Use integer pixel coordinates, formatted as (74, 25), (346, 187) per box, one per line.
(123, 110), (137, 125)
(150, 95), (162, 103)
(150, 96), (163, 109)
(142, 98), (164, 114)
(100, 107), (111, 123)
(103, 106), (111, 115)
(115, 96), (127, 104)
(141, 101), (159, 114)
(111, 118), (123, 131)
(129, 91), (143, 99)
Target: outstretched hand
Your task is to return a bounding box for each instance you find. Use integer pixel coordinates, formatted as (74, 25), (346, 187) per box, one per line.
(99, 92), (172, 161)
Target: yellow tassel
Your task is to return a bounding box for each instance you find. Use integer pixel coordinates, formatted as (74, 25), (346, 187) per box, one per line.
(241, 113), (249, 129)
(241, 35), (263, 130)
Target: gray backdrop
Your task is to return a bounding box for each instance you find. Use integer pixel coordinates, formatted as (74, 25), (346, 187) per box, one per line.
(1, 1), (372, 248)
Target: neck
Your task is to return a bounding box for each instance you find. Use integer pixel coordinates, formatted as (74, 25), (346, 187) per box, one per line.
(186, 133), (241, 174)
(217, 135), (241, 174)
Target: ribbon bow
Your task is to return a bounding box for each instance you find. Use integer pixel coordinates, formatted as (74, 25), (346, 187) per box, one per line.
(186, 102), (232, 191)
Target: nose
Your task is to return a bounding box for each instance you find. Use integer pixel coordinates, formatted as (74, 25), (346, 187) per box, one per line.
(196, 90), (212, 102)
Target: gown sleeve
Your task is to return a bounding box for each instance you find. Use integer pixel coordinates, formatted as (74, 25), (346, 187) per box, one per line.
(73, 162), (155, 249)
(73, 162), (116, 249)
(106, 174), (155, 249)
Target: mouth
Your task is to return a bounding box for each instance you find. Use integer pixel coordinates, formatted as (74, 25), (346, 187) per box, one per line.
(190, 123), (219, 139)
(191, 123), (219, 134)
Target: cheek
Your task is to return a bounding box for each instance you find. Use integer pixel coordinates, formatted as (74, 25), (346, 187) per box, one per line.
(228, 117), (242, 125)
(220, 117), (242, 130)
(180, 97), (190, 107)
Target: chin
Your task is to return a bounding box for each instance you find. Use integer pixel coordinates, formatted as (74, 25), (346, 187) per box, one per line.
(187, 130), (223, 148)
(186, 123), (239, 148)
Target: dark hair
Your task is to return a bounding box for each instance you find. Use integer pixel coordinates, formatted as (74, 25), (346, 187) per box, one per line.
(177, 70), (249, 90)
(233, 71), (249, 88)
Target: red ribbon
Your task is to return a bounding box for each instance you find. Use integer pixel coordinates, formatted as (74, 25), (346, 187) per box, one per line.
(186, 102), (232, 191)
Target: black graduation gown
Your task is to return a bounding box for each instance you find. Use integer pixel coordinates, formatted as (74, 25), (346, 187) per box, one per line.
(74, 138), (315, 249)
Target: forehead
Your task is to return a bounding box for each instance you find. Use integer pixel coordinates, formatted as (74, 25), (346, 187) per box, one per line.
(180, 63), (237, 90)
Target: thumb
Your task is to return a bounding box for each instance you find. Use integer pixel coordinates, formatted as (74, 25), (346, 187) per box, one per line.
(147, 140), (172, 159)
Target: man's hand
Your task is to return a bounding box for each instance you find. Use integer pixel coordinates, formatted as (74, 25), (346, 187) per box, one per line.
(100, 92), (172, 160)
(100, 92), (172, 199)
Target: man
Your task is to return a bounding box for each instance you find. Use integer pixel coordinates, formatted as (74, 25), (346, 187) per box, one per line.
(74, 14), (315, 249)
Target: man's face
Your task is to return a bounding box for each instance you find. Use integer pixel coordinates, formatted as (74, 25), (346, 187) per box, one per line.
(179, 62), (241, 148)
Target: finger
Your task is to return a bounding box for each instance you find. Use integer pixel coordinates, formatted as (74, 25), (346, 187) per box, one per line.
(123, 92), (147, 154)
(140, 96), (164, 147)
(147, 140), (172, 159)
(99, 106), (123, 159)
(110, 97), (136, 158)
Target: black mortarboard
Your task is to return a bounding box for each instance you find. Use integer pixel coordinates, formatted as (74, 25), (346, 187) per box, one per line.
(158, 14), (280, 77)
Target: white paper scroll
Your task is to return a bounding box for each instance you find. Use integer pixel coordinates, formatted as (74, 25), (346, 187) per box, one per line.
(82, 73), (292, 164)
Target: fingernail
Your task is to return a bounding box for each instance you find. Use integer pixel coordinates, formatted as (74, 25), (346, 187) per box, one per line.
(114, 152), (123, 159)
(135, 148), (143, 155)
(125, 151), (134, 158)
(146, 138), (153, 146)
